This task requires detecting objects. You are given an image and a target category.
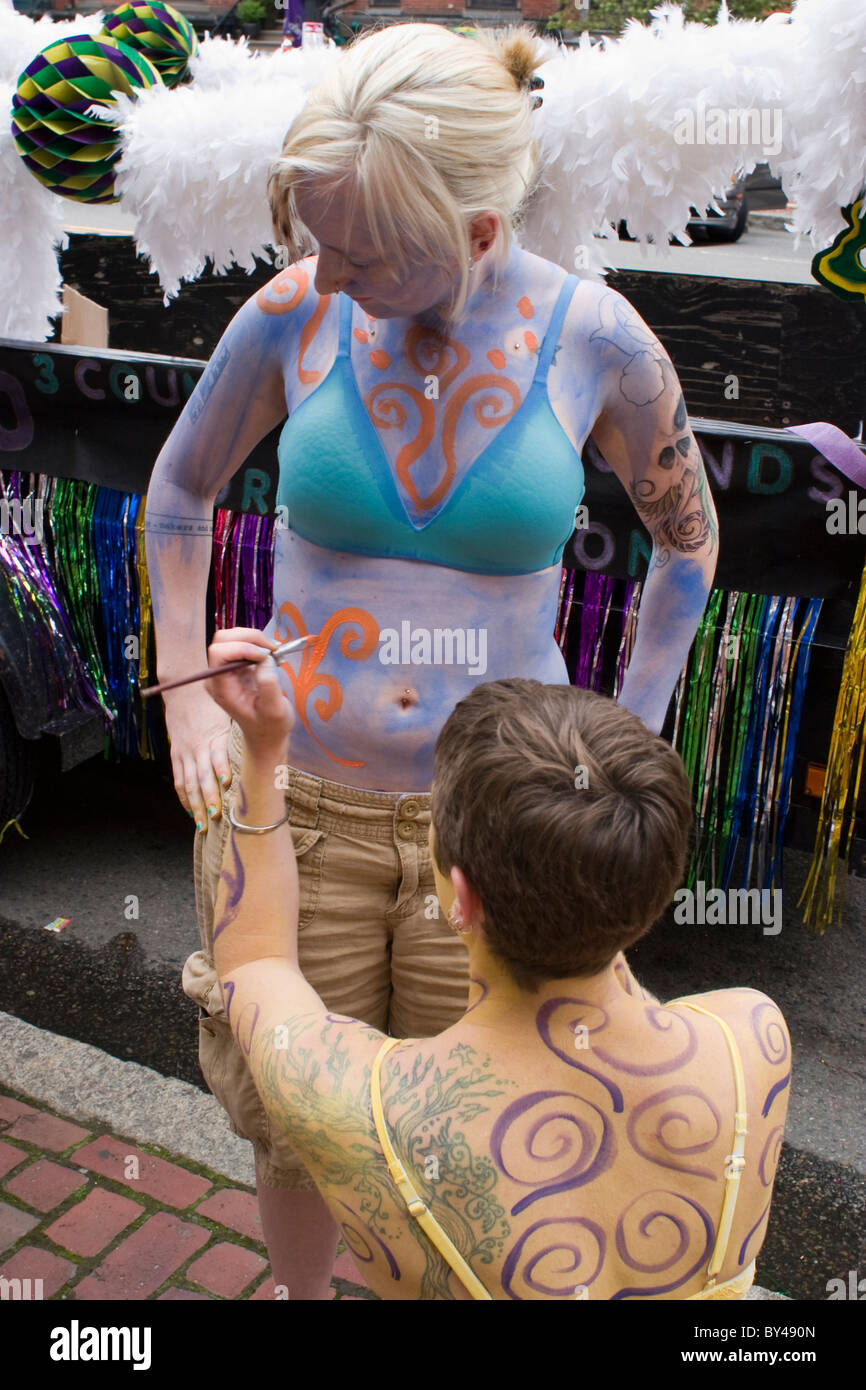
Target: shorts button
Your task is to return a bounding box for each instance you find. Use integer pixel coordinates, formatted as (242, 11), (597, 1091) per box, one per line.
(401, 799), (420, 818)
(397, 822), (415, 840)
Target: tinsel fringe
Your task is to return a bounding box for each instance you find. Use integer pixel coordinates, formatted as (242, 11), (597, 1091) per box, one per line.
(1, 468), (862, 928)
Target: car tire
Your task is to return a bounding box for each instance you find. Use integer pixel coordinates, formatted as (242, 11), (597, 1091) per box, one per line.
(0, 682), (35, 833)
(705, 200), (749, 243)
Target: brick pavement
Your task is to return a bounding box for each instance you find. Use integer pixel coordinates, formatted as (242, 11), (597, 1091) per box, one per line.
(0, 1087), (372, 1302)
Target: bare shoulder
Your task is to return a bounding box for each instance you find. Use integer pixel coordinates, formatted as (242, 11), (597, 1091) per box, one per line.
(670, 986), (791, 1125)
(249, 253), (323, 321)
(247, 253), (337, 408)
(559, 274), (667, 364)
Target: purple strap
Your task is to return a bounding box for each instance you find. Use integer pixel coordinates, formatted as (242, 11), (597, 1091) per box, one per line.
(786, 422), (866, 490)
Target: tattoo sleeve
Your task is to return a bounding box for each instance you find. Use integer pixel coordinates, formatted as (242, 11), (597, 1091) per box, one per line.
(252, 1016), (514, 1298)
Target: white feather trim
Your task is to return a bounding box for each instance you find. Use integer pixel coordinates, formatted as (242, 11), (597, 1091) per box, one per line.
(0, 82), (66, 340)
(3, 3), (866, 340)
(113, 40), (340, 301)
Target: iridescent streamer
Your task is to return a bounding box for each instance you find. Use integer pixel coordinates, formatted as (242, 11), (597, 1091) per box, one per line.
(0, 470), (105, 723)
(690, 591), (733, 886)
(743, 596), (797, 889)
(768, 597), (822, 888)
(553, 566), (568, 646)
(49, 476), (114, 723)
(574, 572), (616, 691)
(135, 495), (161, 759)
(799, 557), (866, 930)
(718, 594), (762, 888)
(211, 508), (275, 632)
(558, 570), (576, 656)
(613, 580), (641, 698)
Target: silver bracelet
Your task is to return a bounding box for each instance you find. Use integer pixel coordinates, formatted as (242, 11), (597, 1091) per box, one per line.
(227, 804), (290, 835)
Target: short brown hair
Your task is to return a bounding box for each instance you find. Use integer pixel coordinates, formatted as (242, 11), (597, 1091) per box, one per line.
(431, 680), (693, 991)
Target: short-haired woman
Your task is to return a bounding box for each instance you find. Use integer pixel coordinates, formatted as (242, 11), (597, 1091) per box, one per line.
(145, 23), (720, 1297)
(203, 629), (788, 1301)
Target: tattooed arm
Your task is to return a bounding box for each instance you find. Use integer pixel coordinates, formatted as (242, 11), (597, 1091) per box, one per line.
(145, 293), (288, 681)
(583, 286), (719, 735)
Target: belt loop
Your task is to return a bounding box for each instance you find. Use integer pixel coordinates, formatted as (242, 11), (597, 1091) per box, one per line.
(286, 768), (322, 830)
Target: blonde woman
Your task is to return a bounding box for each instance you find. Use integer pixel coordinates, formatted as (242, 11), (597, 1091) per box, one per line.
(145, 22), (719, 1298)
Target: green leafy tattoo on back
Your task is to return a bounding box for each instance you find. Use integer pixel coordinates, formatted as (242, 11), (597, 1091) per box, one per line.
(255, 1018), (515, 1298)
(383, 1043), (514, 1297)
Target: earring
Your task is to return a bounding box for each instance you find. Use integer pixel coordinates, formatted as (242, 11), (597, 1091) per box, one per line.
(447, 902), (471, 934)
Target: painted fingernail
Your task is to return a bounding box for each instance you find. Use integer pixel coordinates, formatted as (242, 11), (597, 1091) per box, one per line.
(196, 820), (203, 832)
(187, 809), (194, 818)
(218, 774), (227, 785)
(207, 806), (216, 817)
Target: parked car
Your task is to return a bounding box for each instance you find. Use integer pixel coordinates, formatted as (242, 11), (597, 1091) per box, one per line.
(618, 175), (749, 244)
(687, 174), (749, 242)
(619, 162), (786, 246)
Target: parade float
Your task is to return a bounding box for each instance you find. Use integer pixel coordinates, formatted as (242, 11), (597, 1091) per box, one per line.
(0, 0), (864, 930)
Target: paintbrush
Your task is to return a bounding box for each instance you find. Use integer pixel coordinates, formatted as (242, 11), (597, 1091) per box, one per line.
(140, 633), (319, 700)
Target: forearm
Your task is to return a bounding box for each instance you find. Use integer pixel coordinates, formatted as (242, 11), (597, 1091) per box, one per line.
(144, 471), (214, 680)
(617, 548), (715, 736)
(212, 740), (300, 979)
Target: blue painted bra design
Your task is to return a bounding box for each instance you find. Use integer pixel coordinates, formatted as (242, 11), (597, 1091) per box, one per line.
(276, 273), (585, 576)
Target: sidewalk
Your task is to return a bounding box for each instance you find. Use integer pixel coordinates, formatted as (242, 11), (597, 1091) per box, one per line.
(747, 204), (797, 229)
(0, 1015), (371, 1302)
(0, 1013), (787, 1301)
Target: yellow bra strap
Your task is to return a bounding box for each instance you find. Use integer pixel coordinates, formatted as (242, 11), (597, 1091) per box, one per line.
(369, 1037), (493, 1301)
(668, 1001), (749, 1288)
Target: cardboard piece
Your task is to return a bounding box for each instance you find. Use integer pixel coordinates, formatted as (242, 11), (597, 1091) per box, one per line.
(60, 285), (108, 349)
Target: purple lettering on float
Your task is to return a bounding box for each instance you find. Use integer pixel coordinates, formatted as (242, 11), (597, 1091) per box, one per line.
(0, 371), (34, 450)
(573, 521), (615, 571)
(74, 358), (106, 401)
(808, 453), (845, 503)
(697, 437), (733, 491)
(145, 366), (180, 408)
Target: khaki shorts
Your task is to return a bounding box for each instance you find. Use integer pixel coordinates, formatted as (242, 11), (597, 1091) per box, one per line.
(182, 720), (469, 1190)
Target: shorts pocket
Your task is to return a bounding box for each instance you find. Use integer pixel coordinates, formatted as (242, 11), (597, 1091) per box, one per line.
(199, 1013), (268, 1146)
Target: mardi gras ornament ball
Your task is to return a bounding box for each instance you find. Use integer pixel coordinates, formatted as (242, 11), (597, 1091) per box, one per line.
(11, 34), (163, 204)
(100, 2), (199, 90)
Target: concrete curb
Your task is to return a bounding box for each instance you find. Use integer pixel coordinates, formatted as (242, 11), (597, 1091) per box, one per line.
(0, 1010), (789, 1299)
(748, 208), (796, 229)
(0, 1010), (255, 1189)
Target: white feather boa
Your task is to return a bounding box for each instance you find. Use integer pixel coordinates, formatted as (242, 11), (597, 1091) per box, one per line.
(0, 8), (105, 337)
(0, 0), (864, 340)
(112, 36), (340, 300)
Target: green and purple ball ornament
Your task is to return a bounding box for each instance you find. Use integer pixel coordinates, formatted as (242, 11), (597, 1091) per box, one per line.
(11, 34), (163, 204)
(101, 2), (199, 89)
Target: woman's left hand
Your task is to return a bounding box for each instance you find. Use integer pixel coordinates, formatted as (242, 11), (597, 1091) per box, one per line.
(204, 628), (295, 755)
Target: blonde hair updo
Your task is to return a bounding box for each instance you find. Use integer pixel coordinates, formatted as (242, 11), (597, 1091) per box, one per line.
(268, 22), (547, 321)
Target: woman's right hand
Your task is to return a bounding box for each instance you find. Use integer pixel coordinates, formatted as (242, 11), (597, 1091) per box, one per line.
(162, 684), (233, 832)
